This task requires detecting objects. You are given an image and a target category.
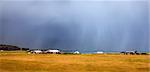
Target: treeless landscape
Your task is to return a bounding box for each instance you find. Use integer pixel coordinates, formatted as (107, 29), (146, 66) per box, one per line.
(0, 51), (149, 72)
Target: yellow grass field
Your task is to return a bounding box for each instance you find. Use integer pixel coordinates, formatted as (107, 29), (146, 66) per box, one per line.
(0, 51), (150, 72)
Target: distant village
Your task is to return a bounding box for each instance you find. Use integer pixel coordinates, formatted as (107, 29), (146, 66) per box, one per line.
(0, 44), (80, 54)
(0, 44), (148, 55)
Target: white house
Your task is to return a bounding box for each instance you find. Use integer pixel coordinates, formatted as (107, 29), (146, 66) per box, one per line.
(96, 51), (104, 54)
(31, 50), (43, 54)
(74, 51), (80, 54)
(45, 49), (61, 54)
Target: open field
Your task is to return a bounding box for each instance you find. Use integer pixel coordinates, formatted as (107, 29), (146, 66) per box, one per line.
(0, 51), (150, 72)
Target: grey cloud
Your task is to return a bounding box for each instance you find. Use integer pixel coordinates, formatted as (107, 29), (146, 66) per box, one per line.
(0, 1), (149, 52)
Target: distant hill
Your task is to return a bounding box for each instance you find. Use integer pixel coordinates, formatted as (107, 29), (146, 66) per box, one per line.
(0, 44), (29, 51)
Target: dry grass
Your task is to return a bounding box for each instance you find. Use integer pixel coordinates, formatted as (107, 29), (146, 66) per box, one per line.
(0, 51), (149, 72)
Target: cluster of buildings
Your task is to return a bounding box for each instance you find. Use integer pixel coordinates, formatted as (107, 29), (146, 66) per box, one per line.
(120, 51), (148, 55)
(27, 49), (80, 54)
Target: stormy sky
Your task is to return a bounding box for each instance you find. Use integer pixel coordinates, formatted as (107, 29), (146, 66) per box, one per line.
(0, 0), (149, 52)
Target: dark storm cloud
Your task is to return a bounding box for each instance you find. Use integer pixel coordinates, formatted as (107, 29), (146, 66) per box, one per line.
(0, 0), (149, 52)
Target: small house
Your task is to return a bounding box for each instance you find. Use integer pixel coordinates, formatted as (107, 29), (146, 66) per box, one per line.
(45, 49), (61, 54)
(74, 51), (80, 54)
(96, 51), (104, 54)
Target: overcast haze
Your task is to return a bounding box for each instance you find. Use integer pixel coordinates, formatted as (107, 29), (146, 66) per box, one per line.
(0, 0), (149, 52)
